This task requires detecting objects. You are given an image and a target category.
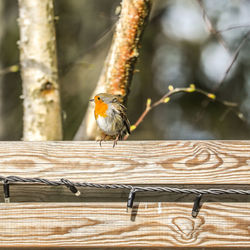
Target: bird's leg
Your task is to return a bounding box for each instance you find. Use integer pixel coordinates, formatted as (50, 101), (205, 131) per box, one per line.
(97, 133), (108, 147)
(113, 134), (119, 148)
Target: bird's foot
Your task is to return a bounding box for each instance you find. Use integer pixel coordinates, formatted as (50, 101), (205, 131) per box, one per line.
(97, 134), (108, 147)
(113, 135), (119, 148)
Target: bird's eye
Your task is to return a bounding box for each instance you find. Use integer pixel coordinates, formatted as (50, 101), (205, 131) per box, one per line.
(97, 97), (100, 100)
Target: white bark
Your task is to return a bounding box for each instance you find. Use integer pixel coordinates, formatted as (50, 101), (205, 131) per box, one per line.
(18, 0), (62, 140)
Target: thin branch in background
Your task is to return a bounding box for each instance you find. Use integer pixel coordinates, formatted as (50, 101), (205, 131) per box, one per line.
(124, 84), (238, 139)
(219, 108), (246, 123)
(196, 0), (250, 122)
(198, 1), (250, 89)
(195, 30), (249, 122)
(61, 22), (117, 76)
(0, 64), (19, 76)
(217, 24), (250, 33)
(217, 31), (250, 89)
(219, 108), (232, 122)
(197, 0), (230, 53)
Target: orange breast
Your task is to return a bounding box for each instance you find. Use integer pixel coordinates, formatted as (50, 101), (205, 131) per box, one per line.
(94, 101), (108, 119)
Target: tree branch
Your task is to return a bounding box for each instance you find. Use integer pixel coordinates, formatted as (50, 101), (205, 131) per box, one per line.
(0, 65), (19, 76)
(197, 0), (249, 121)
(217, 31), (250, 89)
(74, 0), (152, 140)
(124, 84), (238, 139)
(197, 0), (230, 53)
(216, 24), (250, 33)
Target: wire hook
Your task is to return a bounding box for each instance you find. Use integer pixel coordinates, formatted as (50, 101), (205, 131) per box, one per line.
(192, 194), (202, 218)
(61, 178), (81, 196)
(3, 179), (10, 203)
(127, 188), (136, 212)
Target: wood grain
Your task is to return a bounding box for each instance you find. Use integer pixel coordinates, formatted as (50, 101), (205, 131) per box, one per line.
(0, 202), (250, 247)
(0, 141), (250, 248)
(0, 141), (250, 184)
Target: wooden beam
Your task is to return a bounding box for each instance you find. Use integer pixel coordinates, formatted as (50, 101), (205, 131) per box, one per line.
(0, 141), (250, 248)
(0, 141), (250, 184)
(0, 202), (250, 248)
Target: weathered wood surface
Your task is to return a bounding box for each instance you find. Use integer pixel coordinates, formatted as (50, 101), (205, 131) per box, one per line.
(0, 141), (250, 248)
(0, 202), (250, 248)
(0, 141), (250, 184)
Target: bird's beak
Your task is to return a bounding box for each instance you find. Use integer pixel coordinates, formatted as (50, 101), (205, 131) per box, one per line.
(89, 99), (94, 102)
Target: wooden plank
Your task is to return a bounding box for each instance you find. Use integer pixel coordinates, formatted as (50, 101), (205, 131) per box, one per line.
(0, 202), (250, 247)
(0, 141), (249, 248)
(0, 141), (250, 184)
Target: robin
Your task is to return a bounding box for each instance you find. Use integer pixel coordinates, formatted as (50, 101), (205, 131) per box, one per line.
(90, 93), (130, 147)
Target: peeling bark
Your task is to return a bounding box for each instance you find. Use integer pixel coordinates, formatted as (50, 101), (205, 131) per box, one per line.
(74, 0), (152, 140)
(18, 0), (62, 140)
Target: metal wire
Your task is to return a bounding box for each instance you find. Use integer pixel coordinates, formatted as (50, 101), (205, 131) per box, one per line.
(1, 175), (250, 195)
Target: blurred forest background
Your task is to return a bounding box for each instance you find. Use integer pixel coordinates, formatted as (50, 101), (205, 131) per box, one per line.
(0, 0), (250, 140)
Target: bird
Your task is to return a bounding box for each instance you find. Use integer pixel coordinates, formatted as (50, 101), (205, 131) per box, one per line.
(90, 93), (130, 147)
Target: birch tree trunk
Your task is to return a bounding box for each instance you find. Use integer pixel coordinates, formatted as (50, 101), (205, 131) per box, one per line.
(74, 0), (152, 140)
(18, 0), (62, 140)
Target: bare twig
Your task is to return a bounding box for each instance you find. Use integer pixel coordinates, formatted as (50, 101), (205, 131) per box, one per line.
(217, 24), (250, 33)
(198, 1), (250, 89)
(197, 0), (230, 53)
(196, 1), (249, 122)
(195, 30), (250, 122)
(0, 64), (19, 76)
(217, 31), (250, 89)
(198, 0), (250, 89)
(124, 84), (238, 139)
(61, 23), (117, 76)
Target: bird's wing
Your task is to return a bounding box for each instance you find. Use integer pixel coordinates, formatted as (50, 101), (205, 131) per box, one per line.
(113, 103), (130, 134)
